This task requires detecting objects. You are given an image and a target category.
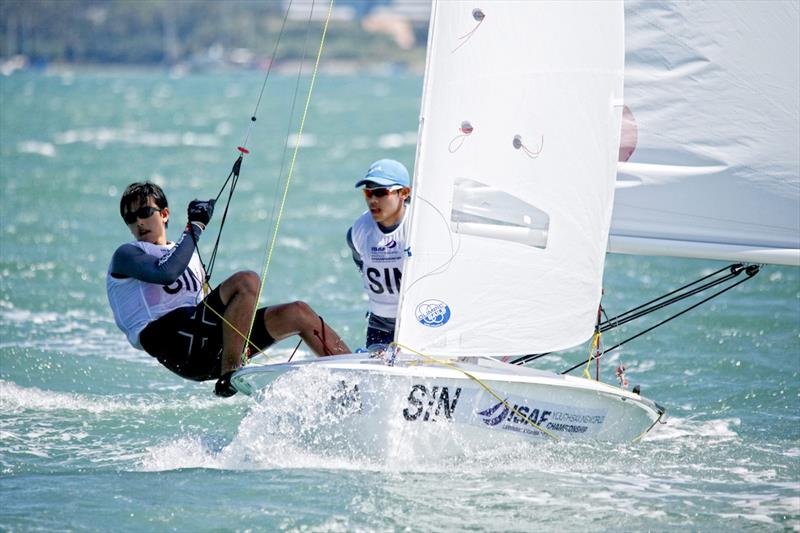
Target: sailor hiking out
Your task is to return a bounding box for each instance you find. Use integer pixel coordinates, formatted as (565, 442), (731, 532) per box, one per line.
(107, 182), (350, 397)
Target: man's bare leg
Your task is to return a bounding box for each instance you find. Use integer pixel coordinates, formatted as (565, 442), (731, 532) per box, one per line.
(217, 271), (260, 374)
(263, 301), (350, 356)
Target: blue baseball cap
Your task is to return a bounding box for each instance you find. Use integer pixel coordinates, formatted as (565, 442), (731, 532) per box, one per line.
(355, 159), (410, 188)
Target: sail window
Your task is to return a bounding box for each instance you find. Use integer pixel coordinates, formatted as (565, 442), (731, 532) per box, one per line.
(450, 178), (549, 249)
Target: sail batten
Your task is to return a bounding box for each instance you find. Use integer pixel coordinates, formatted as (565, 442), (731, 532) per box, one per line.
(609, 235), (800, 267)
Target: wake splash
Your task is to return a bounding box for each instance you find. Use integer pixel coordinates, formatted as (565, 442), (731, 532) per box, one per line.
(138, 366), (745, 475)
(645, 414), (741, 442)
(131, 370), (798, 528)
(0, 379), (218, 415)
(3, 372), (751, 481)
(140, 365), (483, 473)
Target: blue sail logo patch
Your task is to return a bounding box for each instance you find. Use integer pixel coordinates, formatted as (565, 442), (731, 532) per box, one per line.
(415, 299), (451, 327)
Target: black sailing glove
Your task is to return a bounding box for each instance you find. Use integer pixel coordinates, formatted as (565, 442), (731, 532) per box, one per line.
(188, 199), (215, 227)
(214, 370), (237, 398)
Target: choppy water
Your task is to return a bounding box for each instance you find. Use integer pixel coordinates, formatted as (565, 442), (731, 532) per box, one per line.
(1, 70), (798, 531)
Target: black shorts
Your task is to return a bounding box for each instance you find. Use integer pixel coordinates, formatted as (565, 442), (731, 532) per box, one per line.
(366, 326), (394, 349)
(139, 288), (275, 382)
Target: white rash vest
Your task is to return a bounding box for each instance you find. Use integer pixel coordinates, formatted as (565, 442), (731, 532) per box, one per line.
(106, 240), (205, 349)
(349, 210), (410, 318)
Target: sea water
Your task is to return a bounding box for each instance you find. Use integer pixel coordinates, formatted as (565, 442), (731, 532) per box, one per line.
(1, 70), (798, 531)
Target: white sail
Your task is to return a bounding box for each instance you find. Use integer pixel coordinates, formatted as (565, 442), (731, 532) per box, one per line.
(395, 1), (625, 356)
(612, 1), (800, 266)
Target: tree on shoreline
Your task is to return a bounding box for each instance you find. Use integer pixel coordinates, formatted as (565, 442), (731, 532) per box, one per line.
(0, 0), (426, 68)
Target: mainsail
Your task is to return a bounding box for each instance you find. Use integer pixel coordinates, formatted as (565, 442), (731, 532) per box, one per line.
(395, 1), (625, 356)
(612, 1), (800, 266)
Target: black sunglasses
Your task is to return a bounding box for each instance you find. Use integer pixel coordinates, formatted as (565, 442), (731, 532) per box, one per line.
(123, 206), (162, 224)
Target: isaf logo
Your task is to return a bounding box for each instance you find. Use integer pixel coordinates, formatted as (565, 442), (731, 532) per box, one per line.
(478, 400), (551, 428)
(403, 384), (461, 422)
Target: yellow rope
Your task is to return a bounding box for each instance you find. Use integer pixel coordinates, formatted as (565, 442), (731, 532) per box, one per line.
(199, 282), (266, 356)
(582, 331), (600, 380)
(393, 342), (561, 441)
(242, 0), (335, 364)
(576, 330), (662, 444)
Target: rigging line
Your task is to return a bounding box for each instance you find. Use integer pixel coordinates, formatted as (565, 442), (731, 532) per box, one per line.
(212, 159), (241, 203)
(287, 338), (303, 362)
(198, 1), (294, 283)
(631, 410), (666, 444)
(393, 343), (560, 441)
(510, 264), (745, 367)
(511, 266), (735, 367)
(206, 167), (241, 279)
(197, 298), (268, 356)
(510, 351), (551, 366)
(242, 0), (335, 363)
(599, 266), (744, 332)
(244, 0), (316, 363)
(601, 263), (739, 327)
(451, 8), (485, 53)
(400, 194), (462, 296)
(581, 331), (601, 380)
(188, 162), (239, 285)
(240, 0), (295, 151)
(237, 0), (316, 364)
(560, 266), (760, 375)
(265, 0), (317, 259)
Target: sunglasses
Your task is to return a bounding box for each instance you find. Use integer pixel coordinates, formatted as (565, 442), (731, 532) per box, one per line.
(123, 206), (162, 224)
(363, 186), (402, 199)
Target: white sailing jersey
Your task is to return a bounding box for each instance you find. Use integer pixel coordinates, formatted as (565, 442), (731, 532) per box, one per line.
(350, 211), (410, 318)
(106, 240), (205, 349)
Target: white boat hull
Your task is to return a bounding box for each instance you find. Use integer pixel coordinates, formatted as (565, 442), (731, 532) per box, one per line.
(231, 354), (665, 447)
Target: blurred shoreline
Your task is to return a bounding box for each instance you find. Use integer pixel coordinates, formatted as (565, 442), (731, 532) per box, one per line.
(1, 0), (431, 77)
(1, 55), (427, 78)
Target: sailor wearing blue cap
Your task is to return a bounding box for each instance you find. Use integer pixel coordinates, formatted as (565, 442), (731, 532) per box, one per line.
(347, 159), (412, 348)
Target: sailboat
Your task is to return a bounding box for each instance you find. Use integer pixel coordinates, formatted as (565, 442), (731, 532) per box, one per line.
(231, 1), (799, 444)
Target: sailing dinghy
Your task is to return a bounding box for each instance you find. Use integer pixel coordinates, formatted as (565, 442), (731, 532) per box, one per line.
(231, 0), (799, 444)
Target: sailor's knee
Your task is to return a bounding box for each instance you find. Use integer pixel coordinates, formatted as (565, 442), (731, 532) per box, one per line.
(221, 270), (260, 301)
(233, 270), (259, 294)
(285, 300), (317, 324)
